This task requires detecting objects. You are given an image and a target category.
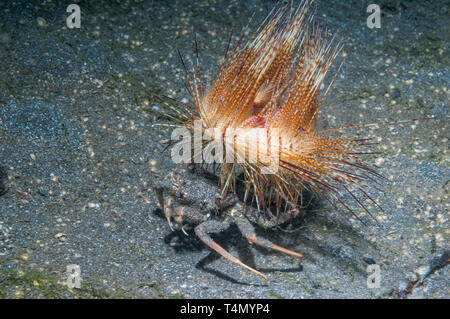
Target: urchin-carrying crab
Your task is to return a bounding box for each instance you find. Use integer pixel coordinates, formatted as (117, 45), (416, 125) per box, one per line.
(155, 168), (303, 280)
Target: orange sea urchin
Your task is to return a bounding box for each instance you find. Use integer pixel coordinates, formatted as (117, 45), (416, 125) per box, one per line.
(158, 0), (383, 278)
(175, 0), (380, 218)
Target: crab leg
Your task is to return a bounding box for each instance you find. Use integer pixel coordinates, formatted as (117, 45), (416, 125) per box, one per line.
(164, 196), (176, 231)
(195, 220), (267, 280)
(236, 219), (303, 263)
(155, 186), (174, 231)
(173, 206), (189, 236)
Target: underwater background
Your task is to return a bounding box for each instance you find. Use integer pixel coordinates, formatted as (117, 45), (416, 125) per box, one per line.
(0, 0), (448, 298)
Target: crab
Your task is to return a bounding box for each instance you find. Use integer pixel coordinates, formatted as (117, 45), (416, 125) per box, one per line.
(154, 168), (303, 280)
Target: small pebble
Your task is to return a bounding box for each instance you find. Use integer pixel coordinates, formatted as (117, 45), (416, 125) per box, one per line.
(55, 233), (67, 242)
(37, 17), (46, 27)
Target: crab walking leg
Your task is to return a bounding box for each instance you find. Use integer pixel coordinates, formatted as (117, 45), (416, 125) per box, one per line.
(155, 186), (174, 231)
(236, 219), (303, 263)
(164, 196), (175, 232)
(173, 206), (189, 236)
(195, 220), (268, 280)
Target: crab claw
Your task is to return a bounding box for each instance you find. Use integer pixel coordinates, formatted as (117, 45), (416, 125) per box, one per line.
(164, 195), (175, 231)
(195, 220), (268, 279)
(155, 186), (174, 231)
(174, 206), (189, 236)
(236, 218), (303, 263)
